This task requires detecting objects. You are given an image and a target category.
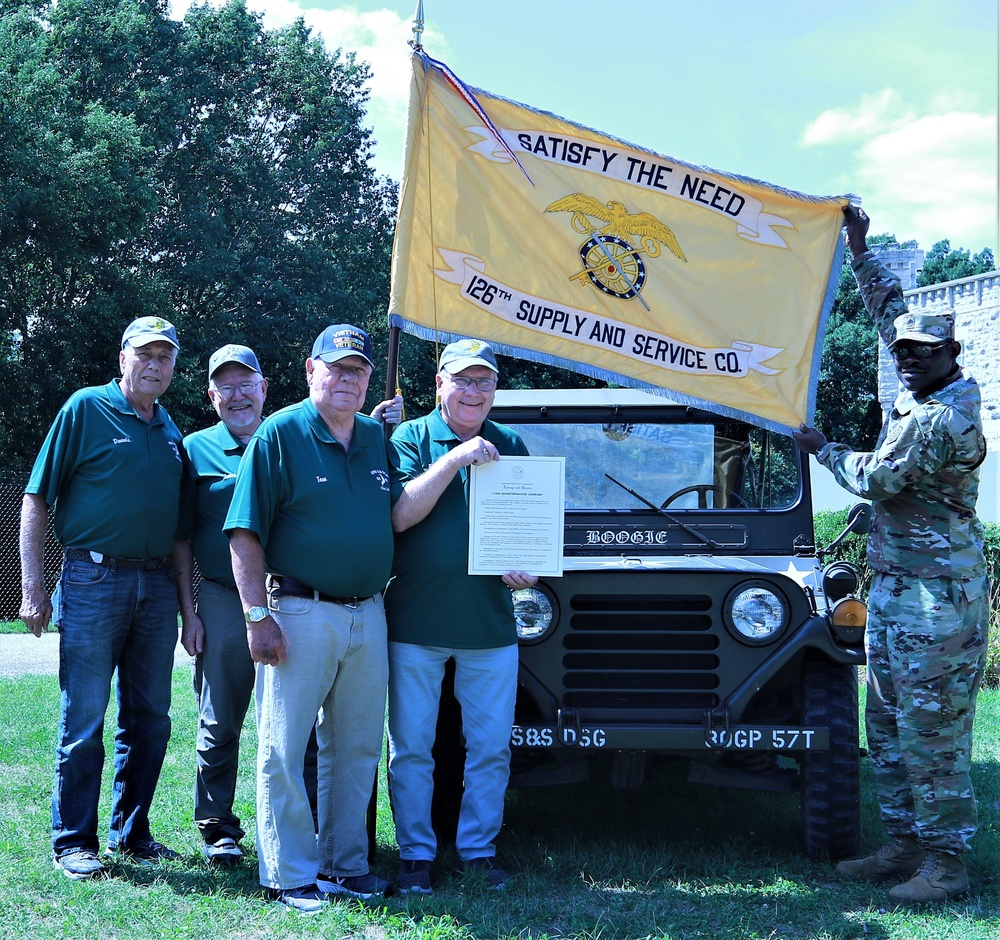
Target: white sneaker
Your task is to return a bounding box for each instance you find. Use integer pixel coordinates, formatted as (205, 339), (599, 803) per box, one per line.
(269, 885), (325, 914)
(203, 836), (243, 866)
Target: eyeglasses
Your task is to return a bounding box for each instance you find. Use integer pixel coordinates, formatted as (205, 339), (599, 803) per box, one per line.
(444, 373), (498, 392)
(215, 379), (263, 398)
(325, 363), (371, 381)
(890, 343), (946, 361)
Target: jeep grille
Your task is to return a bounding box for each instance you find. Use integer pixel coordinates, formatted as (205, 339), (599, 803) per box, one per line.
(563, 593), (720, 709)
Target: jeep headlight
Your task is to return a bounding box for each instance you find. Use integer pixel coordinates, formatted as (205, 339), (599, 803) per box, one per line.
(512, 587), (555, 642)
(724, 581), (789, 644)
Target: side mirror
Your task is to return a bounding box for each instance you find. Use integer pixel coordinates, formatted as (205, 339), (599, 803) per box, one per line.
(826, 503), (871, 553)
(845, 502), (872, 536)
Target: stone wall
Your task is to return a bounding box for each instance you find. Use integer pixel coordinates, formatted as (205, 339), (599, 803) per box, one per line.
(877, 269), (1000, 521)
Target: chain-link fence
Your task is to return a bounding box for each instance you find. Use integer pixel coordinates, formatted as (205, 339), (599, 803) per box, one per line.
(0, 473), (62, 621)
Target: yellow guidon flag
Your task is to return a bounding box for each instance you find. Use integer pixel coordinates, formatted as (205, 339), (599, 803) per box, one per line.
(388, 50), (851, 433)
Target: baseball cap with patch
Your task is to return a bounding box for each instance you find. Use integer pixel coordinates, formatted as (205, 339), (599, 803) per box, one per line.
(208, 344), (262, 379)
(438, 338), (499, 374)
(311, 324), (374, 366)
(121, 316), (180, 350)
(890, 311), (955, 348)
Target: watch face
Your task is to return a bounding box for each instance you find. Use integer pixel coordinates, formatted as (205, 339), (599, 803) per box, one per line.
(245, 605), (269, 623)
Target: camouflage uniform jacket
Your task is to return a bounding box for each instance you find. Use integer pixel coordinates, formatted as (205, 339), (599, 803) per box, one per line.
(817, 251), (988, 581)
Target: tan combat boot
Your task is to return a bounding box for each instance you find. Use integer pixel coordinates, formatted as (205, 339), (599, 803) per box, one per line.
(888, 850), (969, 906)
(835, 836), (926, 883)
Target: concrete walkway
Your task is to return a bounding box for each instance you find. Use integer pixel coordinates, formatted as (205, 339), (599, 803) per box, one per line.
(0, 631), (193, 678)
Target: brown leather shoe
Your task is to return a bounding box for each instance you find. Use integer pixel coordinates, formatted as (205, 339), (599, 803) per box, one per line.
(888, 851), (969, 906)
(835, 836), (926, 883)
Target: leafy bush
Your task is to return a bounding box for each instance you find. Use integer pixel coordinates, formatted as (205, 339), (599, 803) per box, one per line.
(815, 509), (1000, 689)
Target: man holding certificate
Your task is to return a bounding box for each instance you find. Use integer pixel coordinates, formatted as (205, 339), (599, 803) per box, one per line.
(385, 339), (537, 895)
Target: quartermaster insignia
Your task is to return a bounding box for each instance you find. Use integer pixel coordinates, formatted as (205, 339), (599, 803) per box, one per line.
(546, 194), (687, 301)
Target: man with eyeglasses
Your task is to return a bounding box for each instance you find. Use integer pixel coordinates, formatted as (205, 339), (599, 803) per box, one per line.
(176, 344), (271, 867)
(224, 325), (398, 912)
(384, 338), (537, 894)
(178, 344), (401, 869)
(794, 207), (989, 905)
(20, 317), (186, 880)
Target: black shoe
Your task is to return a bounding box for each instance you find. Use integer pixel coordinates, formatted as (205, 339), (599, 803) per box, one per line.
(461, 856), (507, 890)
(396, 859), (433, 895)
(317, 871), (391, 899)
(109, 838), (180, 865)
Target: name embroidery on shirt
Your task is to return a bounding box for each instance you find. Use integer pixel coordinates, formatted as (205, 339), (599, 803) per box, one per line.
(316, 476), (328, 483)
(113, 437), (132, 445)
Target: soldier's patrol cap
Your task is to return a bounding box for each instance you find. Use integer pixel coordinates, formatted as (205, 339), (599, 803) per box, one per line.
(208, 344), (262, 379)
(438, 338), (499, 374)
(121, 316), (180, 350)
(311, 324), (374, 367)
(890, 311), (955, 348)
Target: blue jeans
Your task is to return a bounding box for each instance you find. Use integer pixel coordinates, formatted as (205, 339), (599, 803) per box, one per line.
(387, 642), (518, 862)
(51, 558), (179, 857)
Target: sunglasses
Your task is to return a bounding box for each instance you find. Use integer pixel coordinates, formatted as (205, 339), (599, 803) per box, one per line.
(890, 343), (947, 361)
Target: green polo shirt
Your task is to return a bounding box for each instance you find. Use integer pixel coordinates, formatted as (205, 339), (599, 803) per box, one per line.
(26, 380), (184, 559)
(181, 421), (247, 588)
(224, 397), (393, 598)
(384, 406), (529, 649)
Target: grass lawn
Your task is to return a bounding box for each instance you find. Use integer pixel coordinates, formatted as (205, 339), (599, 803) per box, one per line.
(0, 665), (997, 940)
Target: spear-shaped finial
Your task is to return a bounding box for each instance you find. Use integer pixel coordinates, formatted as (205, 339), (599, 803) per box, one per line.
(410, 0), (425, 50)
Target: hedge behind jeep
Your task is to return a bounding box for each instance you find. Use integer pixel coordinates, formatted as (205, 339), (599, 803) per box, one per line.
(490, 388), (868, 859)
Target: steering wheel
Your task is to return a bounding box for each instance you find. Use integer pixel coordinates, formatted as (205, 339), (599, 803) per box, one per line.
(660, 484), (747, 509)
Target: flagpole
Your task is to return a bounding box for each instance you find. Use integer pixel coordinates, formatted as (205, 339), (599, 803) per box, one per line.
(384, 1), (425, 425)
(411, 0), (424, 50)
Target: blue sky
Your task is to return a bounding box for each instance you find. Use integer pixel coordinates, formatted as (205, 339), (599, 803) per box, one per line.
(171, 0), (999, 256)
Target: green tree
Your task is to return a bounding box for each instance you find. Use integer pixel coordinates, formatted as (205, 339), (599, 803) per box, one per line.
(917, 239), (996, 287)
(0, 0), (397, 469)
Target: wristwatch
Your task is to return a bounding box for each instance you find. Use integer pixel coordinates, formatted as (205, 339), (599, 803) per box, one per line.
(244, 605), (270, 624)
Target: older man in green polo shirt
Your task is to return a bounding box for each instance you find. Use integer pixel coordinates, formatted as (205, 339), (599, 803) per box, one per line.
(225, 324), (395, 913)
(179, 343), (402, 869)
(385, 338), (537, 895)
(20, 316), (186, 881)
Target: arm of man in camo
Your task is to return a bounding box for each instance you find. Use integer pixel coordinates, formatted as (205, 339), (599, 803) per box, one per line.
(843, 206), (908, 347)
(818, 408), (954, 501)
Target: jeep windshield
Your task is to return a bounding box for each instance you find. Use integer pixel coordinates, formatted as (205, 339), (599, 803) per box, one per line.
(491, 389), (801, 512)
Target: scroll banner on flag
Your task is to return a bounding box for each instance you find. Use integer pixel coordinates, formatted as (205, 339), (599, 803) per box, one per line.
(388, 51), (850, 432)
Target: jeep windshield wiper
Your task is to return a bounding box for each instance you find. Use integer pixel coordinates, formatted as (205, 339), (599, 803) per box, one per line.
(604, 473), (721, 550)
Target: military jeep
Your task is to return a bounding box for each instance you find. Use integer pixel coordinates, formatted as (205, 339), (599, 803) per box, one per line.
(490, 387), (868, 859)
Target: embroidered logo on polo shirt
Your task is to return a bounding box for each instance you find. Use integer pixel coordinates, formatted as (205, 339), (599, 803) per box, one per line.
(371, 469), (389, 491)
(113, 437), (132, 444)
(316, 476), (328, 483)
(168, 441), (181, 461)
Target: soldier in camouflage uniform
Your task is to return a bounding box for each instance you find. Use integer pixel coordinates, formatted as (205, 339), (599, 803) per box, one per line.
(794, 206), (989, 906)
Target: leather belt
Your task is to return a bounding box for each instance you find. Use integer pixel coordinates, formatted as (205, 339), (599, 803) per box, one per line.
(268, 575), (372, 608)
(65, 548), (169, 571)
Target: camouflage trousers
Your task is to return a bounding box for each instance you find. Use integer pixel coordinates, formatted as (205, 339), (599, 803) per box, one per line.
(865, 571), (990, 854)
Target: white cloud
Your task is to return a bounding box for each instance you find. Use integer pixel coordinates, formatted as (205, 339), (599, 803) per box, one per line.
(856, 111), (997, 252)
(169, 1), (423, 178)
(802, 91), (998, 253)
(800, 89), (911, 146)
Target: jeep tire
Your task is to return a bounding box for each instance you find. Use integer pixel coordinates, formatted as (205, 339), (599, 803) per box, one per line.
(798, 654), (862, 860)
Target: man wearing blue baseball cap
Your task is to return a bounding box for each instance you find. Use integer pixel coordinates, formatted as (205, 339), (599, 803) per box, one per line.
(225, 324), (398, 912)
(20, 315), (187, 880)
